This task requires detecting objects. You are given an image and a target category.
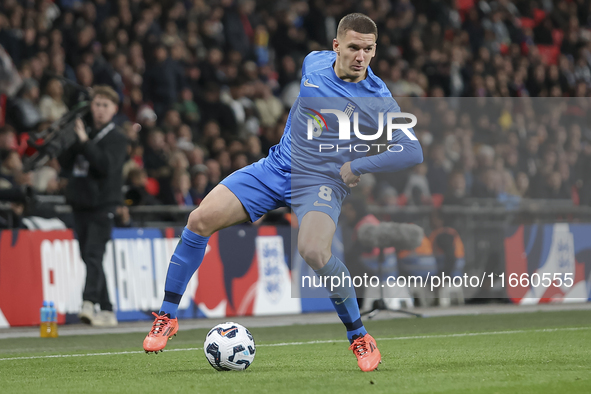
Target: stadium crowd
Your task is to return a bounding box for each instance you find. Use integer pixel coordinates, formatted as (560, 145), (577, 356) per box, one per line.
(1, 0), (591, 215)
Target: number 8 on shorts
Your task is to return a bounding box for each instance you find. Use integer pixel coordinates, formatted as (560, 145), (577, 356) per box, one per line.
(318, 186), (333, 201)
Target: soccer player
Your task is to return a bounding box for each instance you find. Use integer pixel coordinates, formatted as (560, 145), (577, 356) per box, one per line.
(143, 13), (423, 372)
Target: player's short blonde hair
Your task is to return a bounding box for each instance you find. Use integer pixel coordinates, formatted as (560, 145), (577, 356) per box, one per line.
(91, 85), (119, 105)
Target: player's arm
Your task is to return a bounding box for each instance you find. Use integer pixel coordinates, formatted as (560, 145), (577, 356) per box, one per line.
(348, 112), (423, 176)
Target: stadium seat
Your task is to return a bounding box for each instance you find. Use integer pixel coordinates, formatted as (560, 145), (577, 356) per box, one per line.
(519, 18), (535, 29)
(537, 45), (560, 65)
(396, 194), (407, 206)
(145, 177), (160, 196)
(552, 29), (564, 46)
(431, 193), (444, 208)
(533, 9), (546, 26)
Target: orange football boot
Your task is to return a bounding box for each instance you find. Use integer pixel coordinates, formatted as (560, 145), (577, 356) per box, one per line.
(349, 333), (382, 371)
(143, 312), (179, 353)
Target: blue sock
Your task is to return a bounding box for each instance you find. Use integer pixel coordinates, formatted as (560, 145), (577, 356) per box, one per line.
(160, 227), (210, 318)
(314, 255), (367, 343)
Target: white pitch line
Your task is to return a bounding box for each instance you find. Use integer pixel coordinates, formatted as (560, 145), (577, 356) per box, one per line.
(258, 326), (591, 347)
(0, 326), (589, 362)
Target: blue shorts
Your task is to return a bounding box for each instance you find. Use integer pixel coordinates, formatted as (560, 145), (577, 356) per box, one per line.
(220, 158), (346, 226)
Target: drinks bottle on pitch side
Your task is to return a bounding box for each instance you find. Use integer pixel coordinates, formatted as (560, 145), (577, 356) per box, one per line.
(40, 301), (51, 338)
(49, 301), (58, 338)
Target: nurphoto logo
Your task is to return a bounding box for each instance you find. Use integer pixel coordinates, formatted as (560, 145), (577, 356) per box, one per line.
(305, 109), (417, 152)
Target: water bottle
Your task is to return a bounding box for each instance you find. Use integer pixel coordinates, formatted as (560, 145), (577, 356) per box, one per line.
(49, 301), (58, 338)
(40, 301), (51, 338)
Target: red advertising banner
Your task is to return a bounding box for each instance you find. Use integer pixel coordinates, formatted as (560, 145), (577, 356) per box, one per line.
(0, 226), (331, 328)
(0, 230), (73, 327)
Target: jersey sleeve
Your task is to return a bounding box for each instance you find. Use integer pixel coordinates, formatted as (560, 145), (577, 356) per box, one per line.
(349, 98), (423, 175)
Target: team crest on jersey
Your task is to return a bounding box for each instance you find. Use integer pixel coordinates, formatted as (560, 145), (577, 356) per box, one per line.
(343, 102), (356, 118)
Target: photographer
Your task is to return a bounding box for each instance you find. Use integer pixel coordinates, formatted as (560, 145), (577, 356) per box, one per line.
(58, 85), (127, 327)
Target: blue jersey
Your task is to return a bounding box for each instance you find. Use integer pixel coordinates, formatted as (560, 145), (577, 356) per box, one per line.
(266, 51), (422, 190)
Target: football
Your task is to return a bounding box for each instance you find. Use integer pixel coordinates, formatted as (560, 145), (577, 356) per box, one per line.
(204, 322), (256, 371)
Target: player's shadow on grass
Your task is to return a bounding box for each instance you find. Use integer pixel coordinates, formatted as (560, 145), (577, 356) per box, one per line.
(154, 368), (260, 375)
(155, 364), (353, 375)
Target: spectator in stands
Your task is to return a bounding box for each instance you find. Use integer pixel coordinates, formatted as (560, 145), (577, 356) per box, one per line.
(176, 124), (195, 152)
(575, 142), (591, 205)
(186, 146), (205, 167)
(245, 134), (263, 161)
(223, 0), (257, 58)
(499, 170), (519, 197)
(230, 152), (248, 172)
(519, 135), (540, 179)
(0, 149), (24, 188)
(169, 151), (189, 174)
(222, 79), (250, 134)
(205, 158), (222, 190)
(171, 170), (192, 206)
(1, 0), (591, 212)
(173, 88), (200, 129)
(143, 44), (181, 118)
(162, 109), (182, 135)
(209, 137), (226, 157)
(515, 172), (531, 198)
(427, 144), (450, 195)
(75, 63), (94, 88)
(444, 171), (469, 206)
(353, 173), (376, 205)
(404, 163), (431, 205)
(136, 105), (158, 134)
(154, 150), (188, 205)
(39, 78), (68, 122)
(429, 211), (465, 278)
(198, 83), (237, 137)
(254, 81), (284, 128)
(189, 164), (210, 205)
(542, 171), (571, 200)
(8, 78), (42, 131)
(126, 168), (160, 206)
(215, 150), (232, 178)
(32, 165), (60, 195)
(476, 145), (496, 175)
(377, 185), (398, 207)
(472, 169), (501, 199)
(0, 127), (17, 151)
(143, 129), (170, 178)
(461, 153), (476, 194)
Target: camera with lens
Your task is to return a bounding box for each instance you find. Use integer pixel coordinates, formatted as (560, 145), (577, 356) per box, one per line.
(22, 101), (91, 172)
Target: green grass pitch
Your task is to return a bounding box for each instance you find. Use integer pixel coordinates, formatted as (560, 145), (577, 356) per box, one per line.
(1, 310), (590, 393)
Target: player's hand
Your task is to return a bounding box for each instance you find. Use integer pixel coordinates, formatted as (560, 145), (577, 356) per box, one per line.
(74, 118), (89, 143)
(340, 161), (360, 187)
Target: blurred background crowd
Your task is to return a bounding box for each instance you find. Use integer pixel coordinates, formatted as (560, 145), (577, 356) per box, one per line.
(1, 0), (591, 213)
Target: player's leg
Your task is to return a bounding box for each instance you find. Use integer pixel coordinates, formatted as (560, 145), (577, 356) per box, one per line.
(296, 200), (380, 371)
(299, 211), (368, 341)
(159, 184), (250, 318)
(144, 184), (249, 353)
(145, 159), (285, 353)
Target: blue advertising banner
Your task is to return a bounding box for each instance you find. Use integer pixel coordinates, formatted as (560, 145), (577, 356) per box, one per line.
(105, 225), (335, 321)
